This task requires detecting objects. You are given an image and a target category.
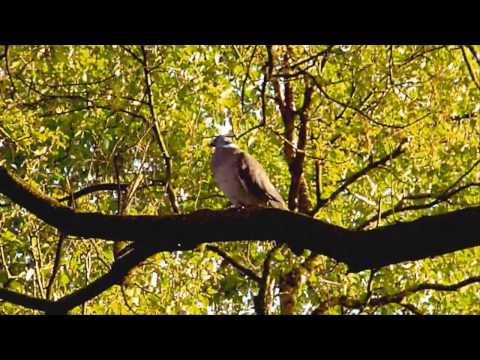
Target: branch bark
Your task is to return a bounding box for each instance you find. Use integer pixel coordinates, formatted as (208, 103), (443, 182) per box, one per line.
(2, 164), (480, 312)
(1, 165), (480, 274)
(269, 46), (312, 213)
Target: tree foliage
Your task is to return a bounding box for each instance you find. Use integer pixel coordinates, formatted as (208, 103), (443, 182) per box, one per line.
(0, 45), (479, 315)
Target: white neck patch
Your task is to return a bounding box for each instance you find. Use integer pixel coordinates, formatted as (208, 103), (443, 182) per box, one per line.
(217, 143), (238, 149)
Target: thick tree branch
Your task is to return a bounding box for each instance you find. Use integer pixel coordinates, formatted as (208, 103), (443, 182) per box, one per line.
(0, 287), (52, 313)
(1, 166), (480, 275)
(269, 46), (312, 213)
(287, 80), (313, 213)
(2, 164), (480, 313)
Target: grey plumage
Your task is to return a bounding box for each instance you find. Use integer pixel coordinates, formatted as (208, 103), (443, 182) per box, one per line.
(210, 136), (287, 209)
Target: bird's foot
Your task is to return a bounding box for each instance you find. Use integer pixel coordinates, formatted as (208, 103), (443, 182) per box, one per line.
(228, 204), (248, 211)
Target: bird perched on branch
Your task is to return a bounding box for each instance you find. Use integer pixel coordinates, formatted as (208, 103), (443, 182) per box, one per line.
(210, 135), (287, 210)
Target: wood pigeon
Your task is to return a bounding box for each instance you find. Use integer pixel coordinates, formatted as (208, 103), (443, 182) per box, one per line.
(210, 135), (287, 209)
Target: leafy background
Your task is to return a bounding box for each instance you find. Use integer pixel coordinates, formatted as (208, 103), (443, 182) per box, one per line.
(0, 45), (479, 314)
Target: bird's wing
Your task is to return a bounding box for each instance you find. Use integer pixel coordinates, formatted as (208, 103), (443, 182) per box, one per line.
(237, 152), (286, 209)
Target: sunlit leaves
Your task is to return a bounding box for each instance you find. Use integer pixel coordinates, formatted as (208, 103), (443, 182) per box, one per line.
(0, 45), (479, 314)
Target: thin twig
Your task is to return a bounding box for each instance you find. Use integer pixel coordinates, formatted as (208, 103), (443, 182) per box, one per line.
(461, 46), (480, 91)
(45, 233), (66, 300)
(120, 285), (138, 314)
(56, 181), (165, 203)
(309, 138), (409, 216)
(357, 158), (480, 229)
(119, 45), (144, 64)
(313, 274), (480, 315)
(283, 45), (334, 71)
(305, 71), (422, 129)
(4, 45), (17, 99)
(139, 45), (179, 214)
(397, 302), (423, 315)
(240, 45), (258, 112)
(206, 245), (261, 283)
(466, 45), (480, 68)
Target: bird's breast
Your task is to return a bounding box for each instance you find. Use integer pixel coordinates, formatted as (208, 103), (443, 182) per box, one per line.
(211, 149), (247, 205)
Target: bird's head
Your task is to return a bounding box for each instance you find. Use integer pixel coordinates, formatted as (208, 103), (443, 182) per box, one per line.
(210, 135), (237, 149)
